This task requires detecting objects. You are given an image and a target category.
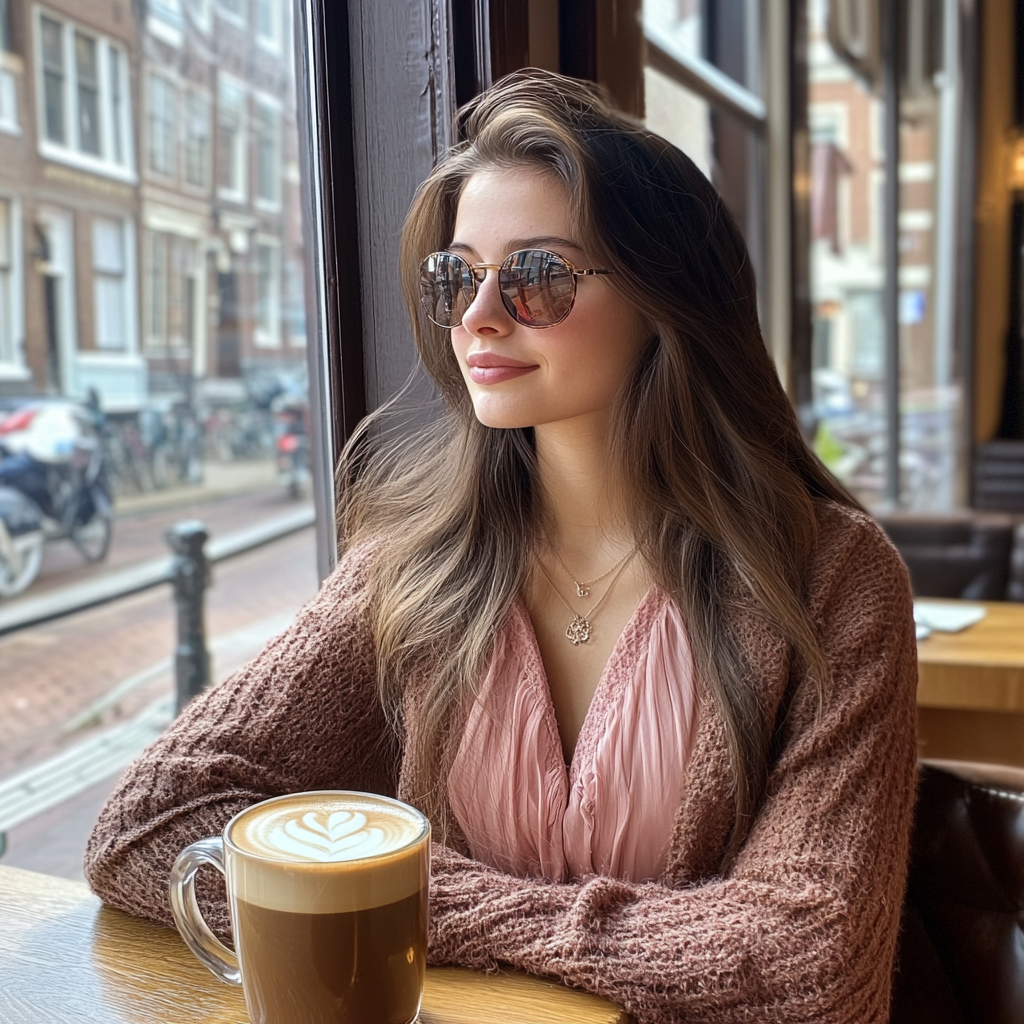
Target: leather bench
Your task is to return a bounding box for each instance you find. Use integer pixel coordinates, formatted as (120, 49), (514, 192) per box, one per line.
(890, 760), (1024, 1023)
(875, 513), (1017, 601)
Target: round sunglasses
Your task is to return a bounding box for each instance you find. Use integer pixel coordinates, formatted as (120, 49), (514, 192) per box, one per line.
(418, 248), (613, 329)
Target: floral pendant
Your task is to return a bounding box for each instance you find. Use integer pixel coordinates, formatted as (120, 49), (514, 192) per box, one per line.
(565, 615), (592, 645)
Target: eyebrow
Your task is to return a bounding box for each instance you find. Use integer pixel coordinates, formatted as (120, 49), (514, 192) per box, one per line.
(447, 235), (586, 258)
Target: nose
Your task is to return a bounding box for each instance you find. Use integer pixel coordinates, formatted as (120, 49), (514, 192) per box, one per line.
(460, 266), (514, 337)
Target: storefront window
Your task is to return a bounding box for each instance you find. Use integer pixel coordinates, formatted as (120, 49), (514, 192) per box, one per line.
(807, 0), (964, 510)
(0, 0), (318, 878)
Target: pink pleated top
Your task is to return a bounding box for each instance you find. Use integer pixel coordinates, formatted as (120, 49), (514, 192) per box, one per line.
(447, 586), (700, 884)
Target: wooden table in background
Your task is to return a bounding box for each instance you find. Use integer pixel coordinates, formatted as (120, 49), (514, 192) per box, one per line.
(0, 865), (631, 1024)
(916, 600), (1024, 766)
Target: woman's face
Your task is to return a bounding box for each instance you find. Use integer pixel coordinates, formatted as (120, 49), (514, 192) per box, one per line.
(448, 166), (646, 432)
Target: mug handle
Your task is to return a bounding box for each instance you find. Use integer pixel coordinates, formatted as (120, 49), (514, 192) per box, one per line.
(169, 836), (242, 986)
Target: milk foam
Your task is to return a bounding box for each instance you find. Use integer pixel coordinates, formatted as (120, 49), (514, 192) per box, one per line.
(226, 792), (430, 914)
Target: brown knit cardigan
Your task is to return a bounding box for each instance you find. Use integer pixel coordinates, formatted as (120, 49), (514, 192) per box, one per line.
(84, 502), (918, 1024)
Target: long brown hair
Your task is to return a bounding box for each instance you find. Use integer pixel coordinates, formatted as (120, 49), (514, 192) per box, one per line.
(338, 69), (859, 865)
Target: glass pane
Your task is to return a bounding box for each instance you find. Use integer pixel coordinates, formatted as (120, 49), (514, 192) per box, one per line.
(75, 33), (101, 155)
(254, 0), (274, 40)
(806, 0), (888, 506)
(806, 0), (962, 511)
(0, 196), (8, 266)
(184, 90), (210, 188)
(41, 17), (65, 143)
(147, 75), (176, 176)
(95, 275), (127, 349)
(92, 217), (124, 272)
(643, 64), (766, 305)
(109, 47), (124, 164)
(0, 0), (11, 53)
(217, 78), (244, 194)
(0, 0), (318, 879)
(256, 102), (278, 202)
(644, 0), (762, 95)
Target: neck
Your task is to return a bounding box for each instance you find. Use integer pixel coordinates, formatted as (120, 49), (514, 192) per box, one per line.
(533, 414), (635, 572)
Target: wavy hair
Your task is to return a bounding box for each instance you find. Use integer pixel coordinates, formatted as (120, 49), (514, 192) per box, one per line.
(338, 69), (858, 866)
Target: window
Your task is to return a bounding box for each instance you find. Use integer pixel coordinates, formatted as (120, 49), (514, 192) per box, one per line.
(284, 257), (306, 347)
(184, 89), (211, 189)
(147, 230), (196, 349)
(40, 16), (63, 143)
(0, 197), (16, 365)
(186, 0), (212, 33)
(217, 75), (246, 200)
(1, 0), (11, 52)
(109, 47), (125, 164)
(642, 0), (767, 305)
(35, 13), (133, 177)
(254, 240), (280, 346)
(74, 32), (100, 155)
(254, 0), (281, 51)
(0, 66), (17, 134)
(147, 73), (177, 178)
(218, 0), (245, 24)
(254, 97), (280, 206)
(150, 0), (184, 27)
(93, 218), (128, 351)
(147, 230), (166, 346)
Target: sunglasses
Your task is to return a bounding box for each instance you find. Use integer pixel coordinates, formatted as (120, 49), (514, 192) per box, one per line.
(418, 248), (613, 329)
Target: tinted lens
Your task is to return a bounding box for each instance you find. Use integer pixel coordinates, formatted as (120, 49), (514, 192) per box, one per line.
(499, 250), (575, 327)
(419, 252), (475, 327)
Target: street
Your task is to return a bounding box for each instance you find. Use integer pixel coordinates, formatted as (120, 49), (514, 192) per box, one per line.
(0, 468), (321, 878)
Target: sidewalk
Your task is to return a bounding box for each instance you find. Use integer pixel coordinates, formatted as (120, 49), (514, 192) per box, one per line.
(0, 533), (318, 878)
(113, 459), (279, 518)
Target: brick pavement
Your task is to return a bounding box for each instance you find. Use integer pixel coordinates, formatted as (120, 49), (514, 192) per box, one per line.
(0, 455), (324, 881)
(0, 528), (319, 778)
(0, 528), (320, 879)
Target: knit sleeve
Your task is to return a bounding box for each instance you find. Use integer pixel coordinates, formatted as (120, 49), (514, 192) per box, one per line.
(427, 517), (919, 1024)
(83, 541), (397, 936)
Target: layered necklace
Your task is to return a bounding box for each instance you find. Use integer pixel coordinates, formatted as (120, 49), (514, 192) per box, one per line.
(536, 546), (637, 645)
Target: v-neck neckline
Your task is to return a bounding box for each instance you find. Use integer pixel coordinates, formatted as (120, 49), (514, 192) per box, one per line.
(511, 586), (667, 777)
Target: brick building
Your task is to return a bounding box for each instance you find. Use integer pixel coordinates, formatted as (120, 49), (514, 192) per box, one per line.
(0, 0), (307, 415)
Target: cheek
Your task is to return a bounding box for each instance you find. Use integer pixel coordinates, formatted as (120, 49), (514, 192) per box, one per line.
(557, 301), (643, 380)
(449, 326), (468, 358)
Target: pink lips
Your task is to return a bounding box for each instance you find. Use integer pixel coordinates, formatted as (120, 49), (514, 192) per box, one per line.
(466, 351), (538, 385)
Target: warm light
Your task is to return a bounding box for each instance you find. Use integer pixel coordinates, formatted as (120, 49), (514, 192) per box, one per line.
(1010, 136), (1024, 190)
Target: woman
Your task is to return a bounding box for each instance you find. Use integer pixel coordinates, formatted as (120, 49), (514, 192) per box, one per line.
(85, 70), (917, 1023)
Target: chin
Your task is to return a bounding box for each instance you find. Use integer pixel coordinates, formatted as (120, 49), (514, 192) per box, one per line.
(471, 407), (535, 430)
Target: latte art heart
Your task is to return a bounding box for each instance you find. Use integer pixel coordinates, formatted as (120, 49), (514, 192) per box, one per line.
(232, 794), (427, 865)
(272, 811), (388, 862)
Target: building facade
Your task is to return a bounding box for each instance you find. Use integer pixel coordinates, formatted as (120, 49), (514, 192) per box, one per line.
(0, 0), (307, 417)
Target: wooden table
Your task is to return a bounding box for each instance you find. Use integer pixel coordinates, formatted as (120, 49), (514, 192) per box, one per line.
(916, 600), (1024, 766)
(0, 865), (631, 1024)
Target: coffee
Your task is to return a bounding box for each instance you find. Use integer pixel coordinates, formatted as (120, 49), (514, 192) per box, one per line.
(225, 793), (429, 1024)
(233, 893), (426, 1024)
(170, 791), (430, 1024)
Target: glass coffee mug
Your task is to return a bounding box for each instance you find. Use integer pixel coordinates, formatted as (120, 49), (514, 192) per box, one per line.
(169, 790), (430, 1024)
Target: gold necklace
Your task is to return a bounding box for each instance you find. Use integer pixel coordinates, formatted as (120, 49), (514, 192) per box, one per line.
(550, 544), (636, 598)
(536, 552), (635, 645)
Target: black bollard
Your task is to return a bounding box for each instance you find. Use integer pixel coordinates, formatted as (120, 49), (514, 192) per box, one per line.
(167, 521), (211, 715)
